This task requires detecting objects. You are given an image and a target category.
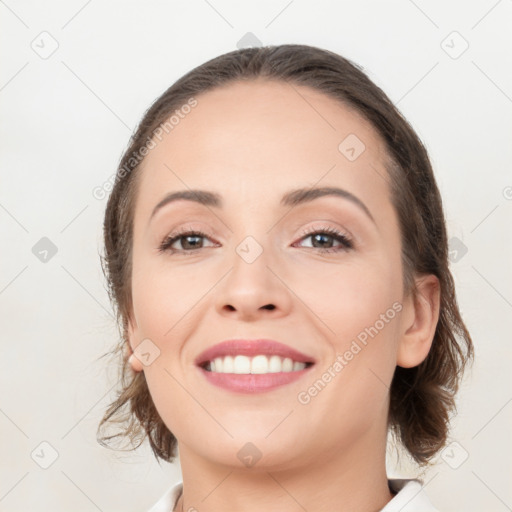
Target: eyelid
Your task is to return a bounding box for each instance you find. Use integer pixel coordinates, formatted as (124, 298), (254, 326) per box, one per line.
(161, 223), (217, 241)
(295, 220), (354, 242)
(157, 224), (219, 253)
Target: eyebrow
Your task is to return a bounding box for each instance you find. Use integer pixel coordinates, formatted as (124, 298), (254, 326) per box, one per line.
(149, 186), (375, 224)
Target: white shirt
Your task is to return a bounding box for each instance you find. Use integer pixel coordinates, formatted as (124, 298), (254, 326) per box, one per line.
(147, 479), (439, 512)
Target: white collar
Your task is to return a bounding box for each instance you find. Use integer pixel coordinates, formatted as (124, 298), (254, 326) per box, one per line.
(381, 479), (440, 511)
(148, 478), (439, 512)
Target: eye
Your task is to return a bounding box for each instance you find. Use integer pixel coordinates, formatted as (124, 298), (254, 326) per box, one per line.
(158, 228), (217, 254)
(294, 226), (353, 253)
(158, 226), (354, 255)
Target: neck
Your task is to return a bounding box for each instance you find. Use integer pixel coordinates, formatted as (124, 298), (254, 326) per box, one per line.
(174, 427), (393, 512)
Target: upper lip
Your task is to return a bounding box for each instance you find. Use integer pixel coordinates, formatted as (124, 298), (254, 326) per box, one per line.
(194, 339), (316, 367)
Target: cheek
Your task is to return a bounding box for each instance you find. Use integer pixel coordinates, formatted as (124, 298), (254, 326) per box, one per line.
(288, 254), (402, 411)
(131, 255), (214, 339)
(291, 255), (402, 432)
(287, 256), (401, 348)
(130, 259), (203, 437)
(294, 269), (401, 445)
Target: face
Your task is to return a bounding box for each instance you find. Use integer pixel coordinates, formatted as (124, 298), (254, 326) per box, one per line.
(127, 79), (409, 471)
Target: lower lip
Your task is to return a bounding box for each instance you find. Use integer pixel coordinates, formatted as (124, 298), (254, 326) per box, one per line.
(199, 366), (313, 393)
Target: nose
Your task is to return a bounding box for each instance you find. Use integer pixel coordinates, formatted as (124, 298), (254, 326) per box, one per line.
(215, 244), (293, 322)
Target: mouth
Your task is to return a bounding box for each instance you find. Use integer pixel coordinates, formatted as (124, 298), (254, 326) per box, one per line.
(200, 355), (314, 374)
(195, 339), (316, 393)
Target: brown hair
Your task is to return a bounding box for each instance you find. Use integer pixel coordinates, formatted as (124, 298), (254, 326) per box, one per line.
(97, 44), (473, 466)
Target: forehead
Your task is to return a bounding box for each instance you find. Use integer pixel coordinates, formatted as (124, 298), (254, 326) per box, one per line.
(134, 79), (392, 219)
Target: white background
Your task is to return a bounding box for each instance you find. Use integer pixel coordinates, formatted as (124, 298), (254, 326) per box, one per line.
(1, 0), (511, 510)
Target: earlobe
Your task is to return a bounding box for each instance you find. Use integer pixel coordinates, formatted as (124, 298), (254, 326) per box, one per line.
(128, 352), (144, 373)
(397, 274), (441, 369)
(126, 313), (144, 373)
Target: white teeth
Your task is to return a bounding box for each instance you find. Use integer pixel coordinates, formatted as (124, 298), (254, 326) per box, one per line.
(268, 355), (282, 373)
(214, 357), (223, 373)
(282, 357), (293, 372)
(251, 355), (268, 374)
(233, 355), (251, 374)
(223, 355), (234, 373)
(206, 355), (309, 374)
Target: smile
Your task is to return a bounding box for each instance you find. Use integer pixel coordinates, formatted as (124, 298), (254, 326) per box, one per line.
(195, 338), (316, 393)
(202, 355), (313, 374)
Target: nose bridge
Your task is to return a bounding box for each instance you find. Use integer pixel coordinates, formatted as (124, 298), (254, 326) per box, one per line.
(230, 206), (274, 268)
(214, 226), (291, 318)
(230, 231), (273, 296)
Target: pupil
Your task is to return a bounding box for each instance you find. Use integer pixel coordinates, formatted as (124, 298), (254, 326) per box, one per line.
(313, 234), (332, 248)
(183, 235), (201, 249)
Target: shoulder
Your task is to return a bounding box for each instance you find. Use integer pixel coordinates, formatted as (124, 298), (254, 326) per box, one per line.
(380, 479), (440, 512)
(147, 481), (183, 512)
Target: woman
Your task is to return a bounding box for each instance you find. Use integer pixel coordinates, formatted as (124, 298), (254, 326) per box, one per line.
(97, 44), (473, 511)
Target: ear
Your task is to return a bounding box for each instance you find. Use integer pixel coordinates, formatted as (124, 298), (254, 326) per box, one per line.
(126, 312), (144, 373)
(397, 274), (441, 368)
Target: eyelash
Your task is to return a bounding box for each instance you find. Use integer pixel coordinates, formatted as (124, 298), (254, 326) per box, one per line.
(158, 226), (353, 255)
(158, 228), (216, 254)
(295, 226), (353, 253)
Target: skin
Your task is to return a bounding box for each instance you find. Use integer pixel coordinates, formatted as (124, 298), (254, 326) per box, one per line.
(126, 79), (440, 512)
